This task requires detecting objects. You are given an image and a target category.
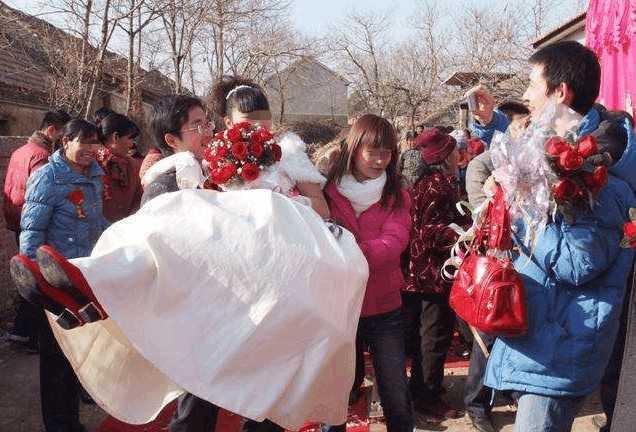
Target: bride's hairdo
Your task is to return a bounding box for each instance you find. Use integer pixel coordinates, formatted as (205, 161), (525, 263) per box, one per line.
(211, 76), (270, 119)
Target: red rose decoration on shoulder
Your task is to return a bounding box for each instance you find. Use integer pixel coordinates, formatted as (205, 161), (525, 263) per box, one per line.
(544, 133), (608, 218)
(68, 189), (86, 219)
(544, 137), (570, 156)
(558, 148), (584, 171)
(577, 135), (598, 159)
(621, 209), (636, 248)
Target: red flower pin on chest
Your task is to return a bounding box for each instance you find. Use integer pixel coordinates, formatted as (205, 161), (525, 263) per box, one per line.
(68, 188), (86, 219)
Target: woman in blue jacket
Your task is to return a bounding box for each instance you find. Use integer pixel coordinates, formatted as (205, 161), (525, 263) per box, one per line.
(18, 118), (107, 432)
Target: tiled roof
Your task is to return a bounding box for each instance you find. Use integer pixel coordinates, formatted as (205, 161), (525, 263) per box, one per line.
(0, 1), (175, 104)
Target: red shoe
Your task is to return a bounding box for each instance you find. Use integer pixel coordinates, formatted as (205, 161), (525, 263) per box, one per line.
(36, 245), (107, 323)
(10, 255), (85, 330)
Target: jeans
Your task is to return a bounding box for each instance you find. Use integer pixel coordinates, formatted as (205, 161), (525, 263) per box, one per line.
(402, 293), (455, 404)
(328, 308), (414, 432)
(463, 326), (495, 418)
(512, 392), (585, 432)
(39, 312), (83, 432)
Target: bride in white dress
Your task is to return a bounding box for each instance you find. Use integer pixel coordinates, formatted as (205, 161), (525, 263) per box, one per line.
(29, 81), (368, 430)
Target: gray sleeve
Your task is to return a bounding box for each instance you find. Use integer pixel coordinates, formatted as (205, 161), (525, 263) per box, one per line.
(465, 151), (494, 208)
(141, 170), (179, 207)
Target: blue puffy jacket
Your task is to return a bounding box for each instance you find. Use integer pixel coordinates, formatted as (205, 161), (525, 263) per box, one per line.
(20, 150), (108, 259)
(483, 108), (636, 397)
(470, 109), (511, 146)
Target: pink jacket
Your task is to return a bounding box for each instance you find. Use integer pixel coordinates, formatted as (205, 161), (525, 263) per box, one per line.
(325, 183), (411, 317)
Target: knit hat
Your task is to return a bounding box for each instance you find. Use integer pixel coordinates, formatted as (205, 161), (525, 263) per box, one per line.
(416, 128), (457, 165)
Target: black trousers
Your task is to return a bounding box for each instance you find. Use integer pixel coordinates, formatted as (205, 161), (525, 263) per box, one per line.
(39, 312), (83, 432)
(402, 292), (455, 403)
(169, 392), (285, 432)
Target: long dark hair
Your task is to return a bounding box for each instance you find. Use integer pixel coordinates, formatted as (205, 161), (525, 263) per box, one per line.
(327, 114), (403, 209)
(211, 76), (270, 119)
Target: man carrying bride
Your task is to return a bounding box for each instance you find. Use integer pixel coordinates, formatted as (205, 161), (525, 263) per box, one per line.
(11, 77), (368, 432)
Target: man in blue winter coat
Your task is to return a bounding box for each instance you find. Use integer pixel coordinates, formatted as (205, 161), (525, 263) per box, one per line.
(464, 41), (636, 432)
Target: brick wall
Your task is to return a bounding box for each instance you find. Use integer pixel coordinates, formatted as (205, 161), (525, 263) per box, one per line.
(0, 137), (26, 318)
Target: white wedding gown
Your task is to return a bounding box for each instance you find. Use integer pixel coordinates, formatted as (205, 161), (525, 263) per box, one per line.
(48, 134), (369, 430)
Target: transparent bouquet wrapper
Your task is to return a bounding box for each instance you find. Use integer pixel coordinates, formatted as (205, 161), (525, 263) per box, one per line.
(489, 99), (583, 243)
(48, 188), (369, 430)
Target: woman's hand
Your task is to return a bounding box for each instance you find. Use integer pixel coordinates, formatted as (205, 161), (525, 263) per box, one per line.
(296, 182), (331, 219)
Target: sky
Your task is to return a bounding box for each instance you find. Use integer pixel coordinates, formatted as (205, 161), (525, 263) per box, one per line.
(291, 0), (418, 37)
(7, 0), (587, 40)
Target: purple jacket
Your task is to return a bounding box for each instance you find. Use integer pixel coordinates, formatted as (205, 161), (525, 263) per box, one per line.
(325, 183), (411, 317)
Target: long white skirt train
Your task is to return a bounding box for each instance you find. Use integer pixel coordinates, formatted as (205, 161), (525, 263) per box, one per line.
(49, 189), (368, 430)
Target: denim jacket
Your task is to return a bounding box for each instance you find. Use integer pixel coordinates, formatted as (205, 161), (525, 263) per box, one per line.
(20, 150), (108, 259)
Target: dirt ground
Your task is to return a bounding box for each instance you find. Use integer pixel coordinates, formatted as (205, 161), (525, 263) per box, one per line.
(0, 326), (605, 432)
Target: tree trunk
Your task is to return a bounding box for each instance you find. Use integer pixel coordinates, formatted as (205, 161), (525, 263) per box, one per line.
(85, 0), (113, 119)
(79, 0), (94, 112)
(125, 0), (136, 114)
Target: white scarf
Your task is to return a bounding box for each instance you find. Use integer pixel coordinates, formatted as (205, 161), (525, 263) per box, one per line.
(141, 151), (206, 190)
(337, 172), (386, 216)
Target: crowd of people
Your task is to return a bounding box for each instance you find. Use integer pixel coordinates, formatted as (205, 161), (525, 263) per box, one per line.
(2, 40), (634, 432)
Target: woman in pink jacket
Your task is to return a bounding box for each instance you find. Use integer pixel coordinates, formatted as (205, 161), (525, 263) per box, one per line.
(324, 114), (413, 432)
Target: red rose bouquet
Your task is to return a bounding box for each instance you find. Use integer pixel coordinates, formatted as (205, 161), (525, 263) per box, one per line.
(543, 134), (609, 220)
(204, 122), (281, 188)
(490, 101), (614, 236)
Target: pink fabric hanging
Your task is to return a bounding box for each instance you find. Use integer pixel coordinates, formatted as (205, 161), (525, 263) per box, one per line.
(586, 0), (636, 118)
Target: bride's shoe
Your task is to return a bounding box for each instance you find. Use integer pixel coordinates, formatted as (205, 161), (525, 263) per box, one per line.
(10, 254), (85, 329)
(36, 245), (108, 323)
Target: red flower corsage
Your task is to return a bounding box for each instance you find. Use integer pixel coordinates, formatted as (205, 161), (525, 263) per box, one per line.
(68, 188), (86, 219)
(544, 134), (610, 219)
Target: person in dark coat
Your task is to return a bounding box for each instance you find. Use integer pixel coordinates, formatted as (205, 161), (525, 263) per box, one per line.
(401, 128), (469, 421)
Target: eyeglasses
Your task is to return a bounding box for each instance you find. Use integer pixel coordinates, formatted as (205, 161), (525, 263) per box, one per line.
(182, 122), (215, 136)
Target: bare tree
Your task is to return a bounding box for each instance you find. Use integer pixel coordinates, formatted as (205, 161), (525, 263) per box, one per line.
(327, 10), (398, 120)
(197, 0), (291, 83)
(115, 0), (158, 112)
(151, 0), (208, 93)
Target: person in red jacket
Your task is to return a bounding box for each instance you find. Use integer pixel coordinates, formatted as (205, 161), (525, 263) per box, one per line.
(98, 113), (143, 222)
(324, 114), (414, 432)
(3, 109), (70, 346)
(401, 129), (470, 422)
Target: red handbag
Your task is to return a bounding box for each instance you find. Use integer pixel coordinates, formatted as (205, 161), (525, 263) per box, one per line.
(449, 186), (528, 337)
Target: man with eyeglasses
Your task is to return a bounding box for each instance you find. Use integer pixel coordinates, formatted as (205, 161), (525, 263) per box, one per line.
(141, 95), (214, 205)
